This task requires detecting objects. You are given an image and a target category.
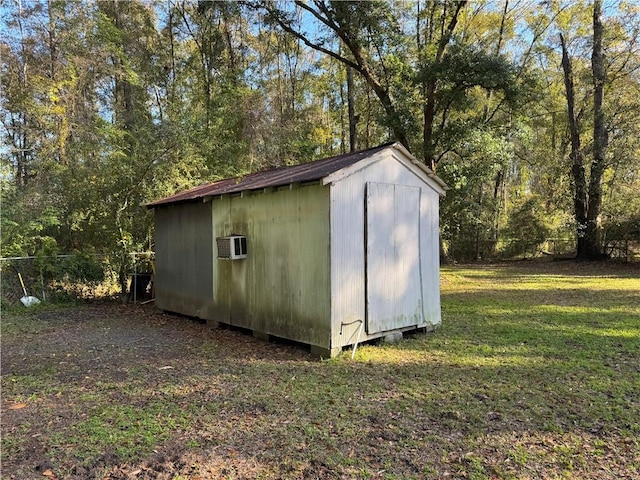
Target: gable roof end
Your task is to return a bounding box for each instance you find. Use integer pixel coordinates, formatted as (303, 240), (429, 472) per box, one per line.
(322, 142), (448, 195)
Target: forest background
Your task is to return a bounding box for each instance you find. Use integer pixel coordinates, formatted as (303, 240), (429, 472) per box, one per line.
(2, 0), (639, 297)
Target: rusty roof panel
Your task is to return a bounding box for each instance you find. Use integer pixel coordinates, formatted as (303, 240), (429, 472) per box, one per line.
(147, 143), (393, 208)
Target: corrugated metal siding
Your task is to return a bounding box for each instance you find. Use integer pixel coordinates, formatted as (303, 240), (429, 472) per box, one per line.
(154, 202), (214, 319)
(330, 149), (442, 348)
(329, 176), (367, 348)
(212, 185), (332, 348)
(419, 172), (442, 326)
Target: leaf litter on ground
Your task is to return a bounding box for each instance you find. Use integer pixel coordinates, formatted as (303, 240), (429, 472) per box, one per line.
(1, 262), (639, 479)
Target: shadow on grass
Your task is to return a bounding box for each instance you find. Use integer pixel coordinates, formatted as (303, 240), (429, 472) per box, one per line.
(445, 261), (640, 278)
(19, 340), (636, 478)
(2, 274), (639, 480)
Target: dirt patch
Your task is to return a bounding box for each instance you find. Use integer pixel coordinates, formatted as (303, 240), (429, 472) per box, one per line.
(1, 304), (314, 479)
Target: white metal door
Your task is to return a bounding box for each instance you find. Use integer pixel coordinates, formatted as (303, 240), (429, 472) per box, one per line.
(366, 182), (423, 334)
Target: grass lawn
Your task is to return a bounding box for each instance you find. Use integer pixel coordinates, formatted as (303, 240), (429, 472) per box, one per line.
(1, 262), (639, 479)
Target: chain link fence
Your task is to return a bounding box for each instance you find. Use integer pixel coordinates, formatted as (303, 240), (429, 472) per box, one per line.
(0, 252), (155, 308)
(603, 239), (640, 262)
(2, 239), (637, 307)
(445, 237), (639, 262)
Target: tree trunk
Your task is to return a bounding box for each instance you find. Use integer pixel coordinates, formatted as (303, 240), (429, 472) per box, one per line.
(587, 0), (607, 259)
(560, 2), (607, 261)
(560, 34), (589, 259)
(167, 0), (176, 104)
(422, 1), (467, 170)
(490, 0), (509, 242)
(423, 82), (437, 171)
(106, 0), (136, 138)
(339, 62), (347, 154)
(346, 66), (358, 152)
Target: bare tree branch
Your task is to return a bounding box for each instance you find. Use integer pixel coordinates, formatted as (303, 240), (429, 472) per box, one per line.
(261, 2), (360, 71)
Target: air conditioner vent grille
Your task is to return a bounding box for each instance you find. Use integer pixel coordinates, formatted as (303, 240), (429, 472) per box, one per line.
(217, 235), (247, 260)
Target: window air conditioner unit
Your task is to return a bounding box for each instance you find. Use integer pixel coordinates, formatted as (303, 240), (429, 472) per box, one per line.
(216, 235), (247, 260)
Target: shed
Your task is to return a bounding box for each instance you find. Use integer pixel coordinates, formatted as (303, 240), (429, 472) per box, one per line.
(146, 143), (447, 357)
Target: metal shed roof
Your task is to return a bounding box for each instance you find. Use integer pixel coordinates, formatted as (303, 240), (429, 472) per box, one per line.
(147, 143), (444, 207)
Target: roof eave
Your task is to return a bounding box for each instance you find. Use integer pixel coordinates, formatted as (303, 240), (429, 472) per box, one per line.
(390, 143), (449, 193)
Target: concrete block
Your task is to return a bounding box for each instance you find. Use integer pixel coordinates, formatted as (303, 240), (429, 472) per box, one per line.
(253, 330), (270, 342)
(382, 332), (403, 344)
(310, 344), (341, 359)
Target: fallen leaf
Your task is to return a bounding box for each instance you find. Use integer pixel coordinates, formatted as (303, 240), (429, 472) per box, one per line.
(9, 403), (27, 410)
(42, 469), (55, 478)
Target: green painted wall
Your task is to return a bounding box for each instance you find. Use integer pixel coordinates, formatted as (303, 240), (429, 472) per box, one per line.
(154, 202), (214, 319)
(212, 184), (331, 349)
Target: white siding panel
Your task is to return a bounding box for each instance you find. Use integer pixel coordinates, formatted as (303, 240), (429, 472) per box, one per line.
(330, 150), (442, 348)
(420, 184), (442, 325)
(366, 182), (396, 330)
(329, 177), (367, 347)
(366, 182), (422, 333)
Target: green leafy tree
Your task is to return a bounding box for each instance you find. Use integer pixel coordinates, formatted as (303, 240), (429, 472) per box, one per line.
(501, 195), (551, 258)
